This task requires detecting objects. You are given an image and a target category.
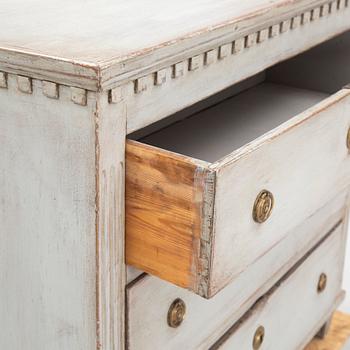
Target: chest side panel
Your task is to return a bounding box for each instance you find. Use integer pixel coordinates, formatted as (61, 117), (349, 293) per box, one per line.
(0, 75), (97, 349)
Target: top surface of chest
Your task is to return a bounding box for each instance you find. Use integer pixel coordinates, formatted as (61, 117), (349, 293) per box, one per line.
(0, 0), (307, 63)
(1, 0), (346, 91)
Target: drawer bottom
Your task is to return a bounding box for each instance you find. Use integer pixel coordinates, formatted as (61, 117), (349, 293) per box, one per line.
(210, 221), (347, 349)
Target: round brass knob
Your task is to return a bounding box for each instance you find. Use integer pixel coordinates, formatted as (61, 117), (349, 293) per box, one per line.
(253, 190), (274, 223)
(253, 325), (265, 350)
(347, 127), (350, 150)
(167, 298), (186, 328)
(317, 273), (327, 293)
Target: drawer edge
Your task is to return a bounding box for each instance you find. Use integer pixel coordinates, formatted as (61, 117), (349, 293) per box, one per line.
(125, 139), (216, 295)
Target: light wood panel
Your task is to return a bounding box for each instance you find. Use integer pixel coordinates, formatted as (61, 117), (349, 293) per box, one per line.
(126, 140), (214, 291)
(305, 312), (350, 350)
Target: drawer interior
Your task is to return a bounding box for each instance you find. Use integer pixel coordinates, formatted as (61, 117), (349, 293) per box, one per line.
(129, 30), (350, 163)
(137, 84), (327, 162)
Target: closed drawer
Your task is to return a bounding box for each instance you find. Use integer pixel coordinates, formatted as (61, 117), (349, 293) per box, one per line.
(126, 194), (348, 350)
(126, 76), (350, 297)
(211, 221), (347, 350)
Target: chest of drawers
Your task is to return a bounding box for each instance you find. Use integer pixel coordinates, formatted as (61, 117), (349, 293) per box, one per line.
(1, 1), (350, 349)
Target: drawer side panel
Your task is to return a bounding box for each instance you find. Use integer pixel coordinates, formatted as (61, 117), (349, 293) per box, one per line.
(125, 140), (214, 292)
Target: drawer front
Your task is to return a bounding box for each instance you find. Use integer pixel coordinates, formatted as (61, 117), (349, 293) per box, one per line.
(126, 195), (347, 350)
(211, 222), (347, 350)
(126, 88), (350, 298)
(209, 89), (350, 296)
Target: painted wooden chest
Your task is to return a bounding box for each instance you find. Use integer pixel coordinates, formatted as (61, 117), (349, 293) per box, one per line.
(1, 0), (350, 349)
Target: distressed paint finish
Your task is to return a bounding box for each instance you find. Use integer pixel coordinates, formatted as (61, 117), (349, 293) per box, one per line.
(0, 75), (127, 350)
(125, 4), (350, 133)
(0, 0), (348, 90)
(209, 89), (350, 296)
(0, 75), (97, 349)
(1, 1), (350, 349)
(212, 222), (347, 349)
(125, 86), (350, 298)
(126, 194), (348, 350)
(96, 93), (127, 350)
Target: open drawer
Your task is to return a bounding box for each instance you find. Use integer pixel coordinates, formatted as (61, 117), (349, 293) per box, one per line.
(125, 33), (350, 298)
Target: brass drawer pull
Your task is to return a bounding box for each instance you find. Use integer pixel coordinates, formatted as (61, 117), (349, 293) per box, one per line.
(167, 298), (186, 328)
(253, 325), (265, 349)
(347, 127), (350, 150)
(317, 273), (327, 293)
(253, 190), (274, 223)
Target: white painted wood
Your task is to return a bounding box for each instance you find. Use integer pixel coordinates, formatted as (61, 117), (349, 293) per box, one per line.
(140, 84), (328, 162)
(1, 1), (349, 348)
(130, 72), (266, 141)
(42, 81), (59, 99)
(340, 208), (350, 314)
(0, 0), (348, 90)
(126, 6), (350, 133)
(127, 266), (144, 284)
(0, 71), (7, 87)
(0, 74), (127, 350)
(133, 84), (350, 296)
(96, 93), (127, 350)
(17, 75), (32, 94)
(209, 88), (350, 295)
(0, 75), (97, 349)
(213, 223), (347, 349)
(267, 30), (350, 93)
(71, 87), (87, 106)
(127, 193), (347, 350)
(189, 55), (202, 71)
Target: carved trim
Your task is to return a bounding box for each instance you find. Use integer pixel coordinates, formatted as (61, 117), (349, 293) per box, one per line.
(204, 49), (217, 66)
(17, 76), (32, 94)
(0, 72), (8, 88)
(42, 81), (59, 99)
(71, 87), (87, 106)
(0, 71), (89, 107)
(108, 0), (349, 103)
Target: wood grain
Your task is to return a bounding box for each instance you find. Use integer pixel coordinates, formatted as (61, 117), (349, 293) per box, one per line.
(125, 140), (214, 292)
(305, 312), (350, 350)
